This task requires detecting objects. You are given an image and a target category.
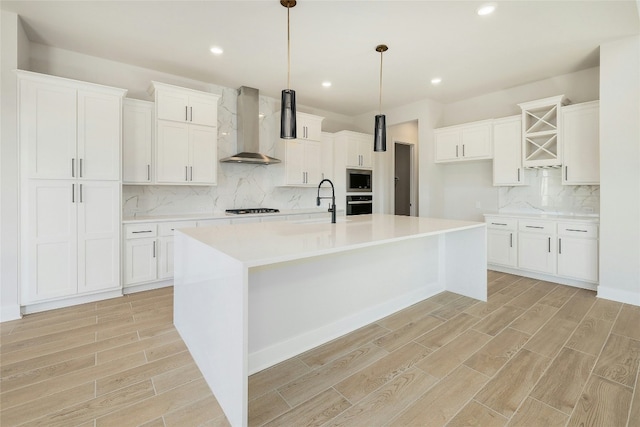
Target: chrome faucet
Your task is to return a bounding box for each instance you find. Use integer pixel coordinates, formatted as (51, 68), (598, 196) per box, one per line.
(316, 179), (337, 224)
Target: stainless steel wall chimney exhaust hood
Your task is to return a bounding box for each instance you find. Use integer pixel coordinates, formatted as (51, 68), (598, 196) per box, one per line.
(220, 86), (281, 165)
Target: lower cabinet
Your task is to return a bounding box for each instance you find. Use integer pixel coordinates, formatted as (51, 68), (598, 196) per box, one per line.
(485, 215), (599, 286)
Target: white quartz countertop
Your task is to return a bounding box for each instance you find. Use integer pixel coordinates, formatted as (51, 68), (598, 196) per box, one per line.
(122, 208), (334, 224)
(484, 212), (599, 223)
(177, 214), (485, 268)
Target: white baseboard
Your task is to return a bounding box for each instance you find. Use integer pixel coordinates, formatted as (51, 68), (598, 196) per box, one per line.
(22, 289), (123, 315)
(488, 264), (597, 291)
(597, 285), (640, 306)
(1, 304), (22, 322)
(123, 280), (173, 295)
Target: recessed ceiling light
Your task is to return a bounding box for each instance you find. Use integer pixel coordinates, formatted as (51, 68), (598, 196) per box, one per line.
(322, 81), (332, 88)
(431, 77), (442, 85)
(209, 46), (224, 55)
(476, 3), (496, 16)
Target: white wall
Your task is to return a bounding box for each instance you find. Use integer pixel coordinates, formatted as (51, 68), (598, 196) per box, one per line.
(1, 12), (30, 321)
(598, 35), (640, 306)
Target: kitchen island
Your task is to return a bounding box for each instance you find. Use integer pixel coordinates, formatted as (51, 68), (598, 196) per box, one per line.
(174, 214), (486, 426)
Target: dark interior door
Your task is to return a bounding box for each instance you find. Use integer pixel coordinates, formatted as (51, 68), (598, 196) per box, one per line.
(395, 143), (411, 216)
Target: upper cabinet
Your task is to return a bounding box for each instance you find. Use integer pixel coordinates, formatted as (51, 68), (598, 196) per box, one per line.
(149, 82), (220, 185)
(434, 120), (493, 163)
(518, 95), (568, 168)
(334, 131), (373, 169)
(493, 116), (524, 186)
(276, 113), (326, 186)
(18, 71), (126, 181)
(561, 101), (599, 185)
(296, 112), (323, 142)
(123, 99), (154, 184)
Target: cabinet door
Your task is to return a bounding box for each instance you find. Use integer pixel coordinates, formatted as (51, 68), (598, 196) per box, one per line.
(493, 117), (523, 186)
(21, 80), (77, 179)
(346, 139), (362, 167)
(156, 120), (190, 183)
(557, 237), (598, 282)
(304, 140), (323, 184)
(285, 140), (305, 184)
(435, 129), (461, 162)
(124, 238), (157, 286)
(77, 91), (121, 180)
(487, 229), (517, 267)
(562, 102), (599, 185)
(358, 137), (373, 168)
(189, 125), (217, 184)
(123, 100), (153, 183)
(77, 181), (120, 293)
(188, 94), (218, 127)
(461, 124), (492, 159)
(25, 180), (78, 303)
(518, 232), (556, 274)
(320, 133), (334, 180)
(297, 113), (322, 141)
(158, 236), (174, 279)
(156, 90), (190, 123)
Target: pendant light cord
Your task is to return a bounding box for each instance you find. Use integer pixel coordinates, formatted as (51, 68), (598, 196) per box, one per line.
(379, 50), (383, 115)
(287, 6), (291, 90)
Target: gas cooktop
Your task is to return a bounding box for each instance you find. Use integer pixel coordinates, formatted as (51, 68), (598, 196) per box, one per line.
(225, 208), (280, 215)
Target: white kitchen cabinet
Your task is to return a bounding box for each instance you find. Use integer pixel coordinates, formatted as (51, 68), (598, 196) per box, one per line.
(24, 180), (120, 303)
(486, 217), (517, 267)
(18, 71), (125, 181)
(519, 95), (568, 168)
(493, 116), (525, 186)
(434, 120), (493, 163)
(152, 81), (218, 127)
(562, 101), (599, 185)
(557, 222), (598, 282)
(156, 121), (217, 184)
(517, 219), (556, 275)
(334, 131), (373, 169)
(321, 132), (334, 181)
(123, 99), (154, 183)
(296, 112), (323, 141)
(125, 237), (157, 285)
(279, 138), (323, 186)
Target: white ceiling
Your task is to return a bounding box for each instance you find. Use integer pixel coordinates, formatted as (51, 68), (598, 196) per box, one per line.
(2, 1), (639, 116)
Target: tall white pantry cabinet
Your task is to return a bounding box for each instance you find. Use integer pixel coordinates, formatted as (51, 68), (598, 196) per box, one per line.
(18, 71), (127, 309)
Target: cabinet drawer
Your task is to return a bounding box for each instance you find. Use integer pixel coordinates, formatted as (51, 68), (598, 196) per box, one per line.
(125, 223), (157, 239)
(486, 217), (517, 230)
(557, 222), (598, 238)
(518, 220), (555, 234)
(158, 221), (197, 236)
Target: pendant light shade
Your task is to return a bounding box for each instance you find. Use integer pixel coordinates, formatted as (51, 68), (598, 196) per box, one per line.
(374, 114), (386, 152)
(374, 44), (388, 152)
(280, 0), (297, 139)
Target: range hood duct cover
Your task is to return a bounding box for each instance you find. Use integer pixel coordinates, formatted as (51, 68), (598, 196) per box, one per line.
(220, 86), (281, 165)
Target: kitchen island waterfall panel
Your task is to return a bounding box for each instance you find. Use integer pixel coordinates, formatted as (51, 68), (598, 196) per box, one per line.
(173, 214), (486, 427)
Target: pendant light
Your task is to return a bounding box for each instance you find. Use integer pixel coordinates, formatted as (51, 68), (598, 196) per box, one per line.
(374, 44), (388, 152)
(280, 0), (297, 139)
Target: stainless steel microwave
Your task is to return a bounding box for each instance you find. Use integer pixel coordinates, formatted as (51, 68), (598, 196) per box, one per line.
(346, 169), (372, 192)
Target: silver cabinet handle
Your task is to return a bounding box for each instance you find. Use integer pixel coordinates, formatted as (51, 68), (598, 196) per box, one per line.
(132, 230), (153, 234)
(548, 237), (551, 253)
(185, 166), (188, 181)
(559, 238), (562, 254)
(190, 106), (193, 122)
(462, 144), (465, 157)
(79, 184), (83, 203)
(79, 158), (83, 177)
(526, 225), (544, 229)
(190, 166), (193, 181)
(566, 228), (588, 233)
(147, 164), (150, 181)
(185, 106), (188, 121)
(456, 146), (459, 158)
(72, 158), (75, 178)
(517, 168), (520, 182)
(565, 166), (568, 181)
(72, 183), (75, 203)
(491, 222), (508, 226)
(510, 233), (513, 248)
(153, 241), (156, 258)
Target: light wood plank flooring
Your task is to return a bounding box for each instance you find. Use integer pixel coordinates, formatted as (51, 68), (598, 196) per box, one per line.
(1, 271), (639, 426)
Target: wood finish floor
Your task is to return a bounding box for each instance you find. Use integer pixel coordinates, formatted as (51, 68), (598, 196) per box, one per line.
(1, 271), (639, 426)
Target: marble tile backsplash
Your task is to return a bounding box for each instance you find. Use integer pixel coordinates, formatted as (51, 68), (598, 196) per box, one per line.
(122, 84), (320, 217)
(498, 168), (599, 215)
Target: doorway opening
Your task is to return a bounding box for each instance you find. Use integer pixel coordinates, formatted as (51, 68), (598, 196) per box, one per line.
(394, 142), (414, 216)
